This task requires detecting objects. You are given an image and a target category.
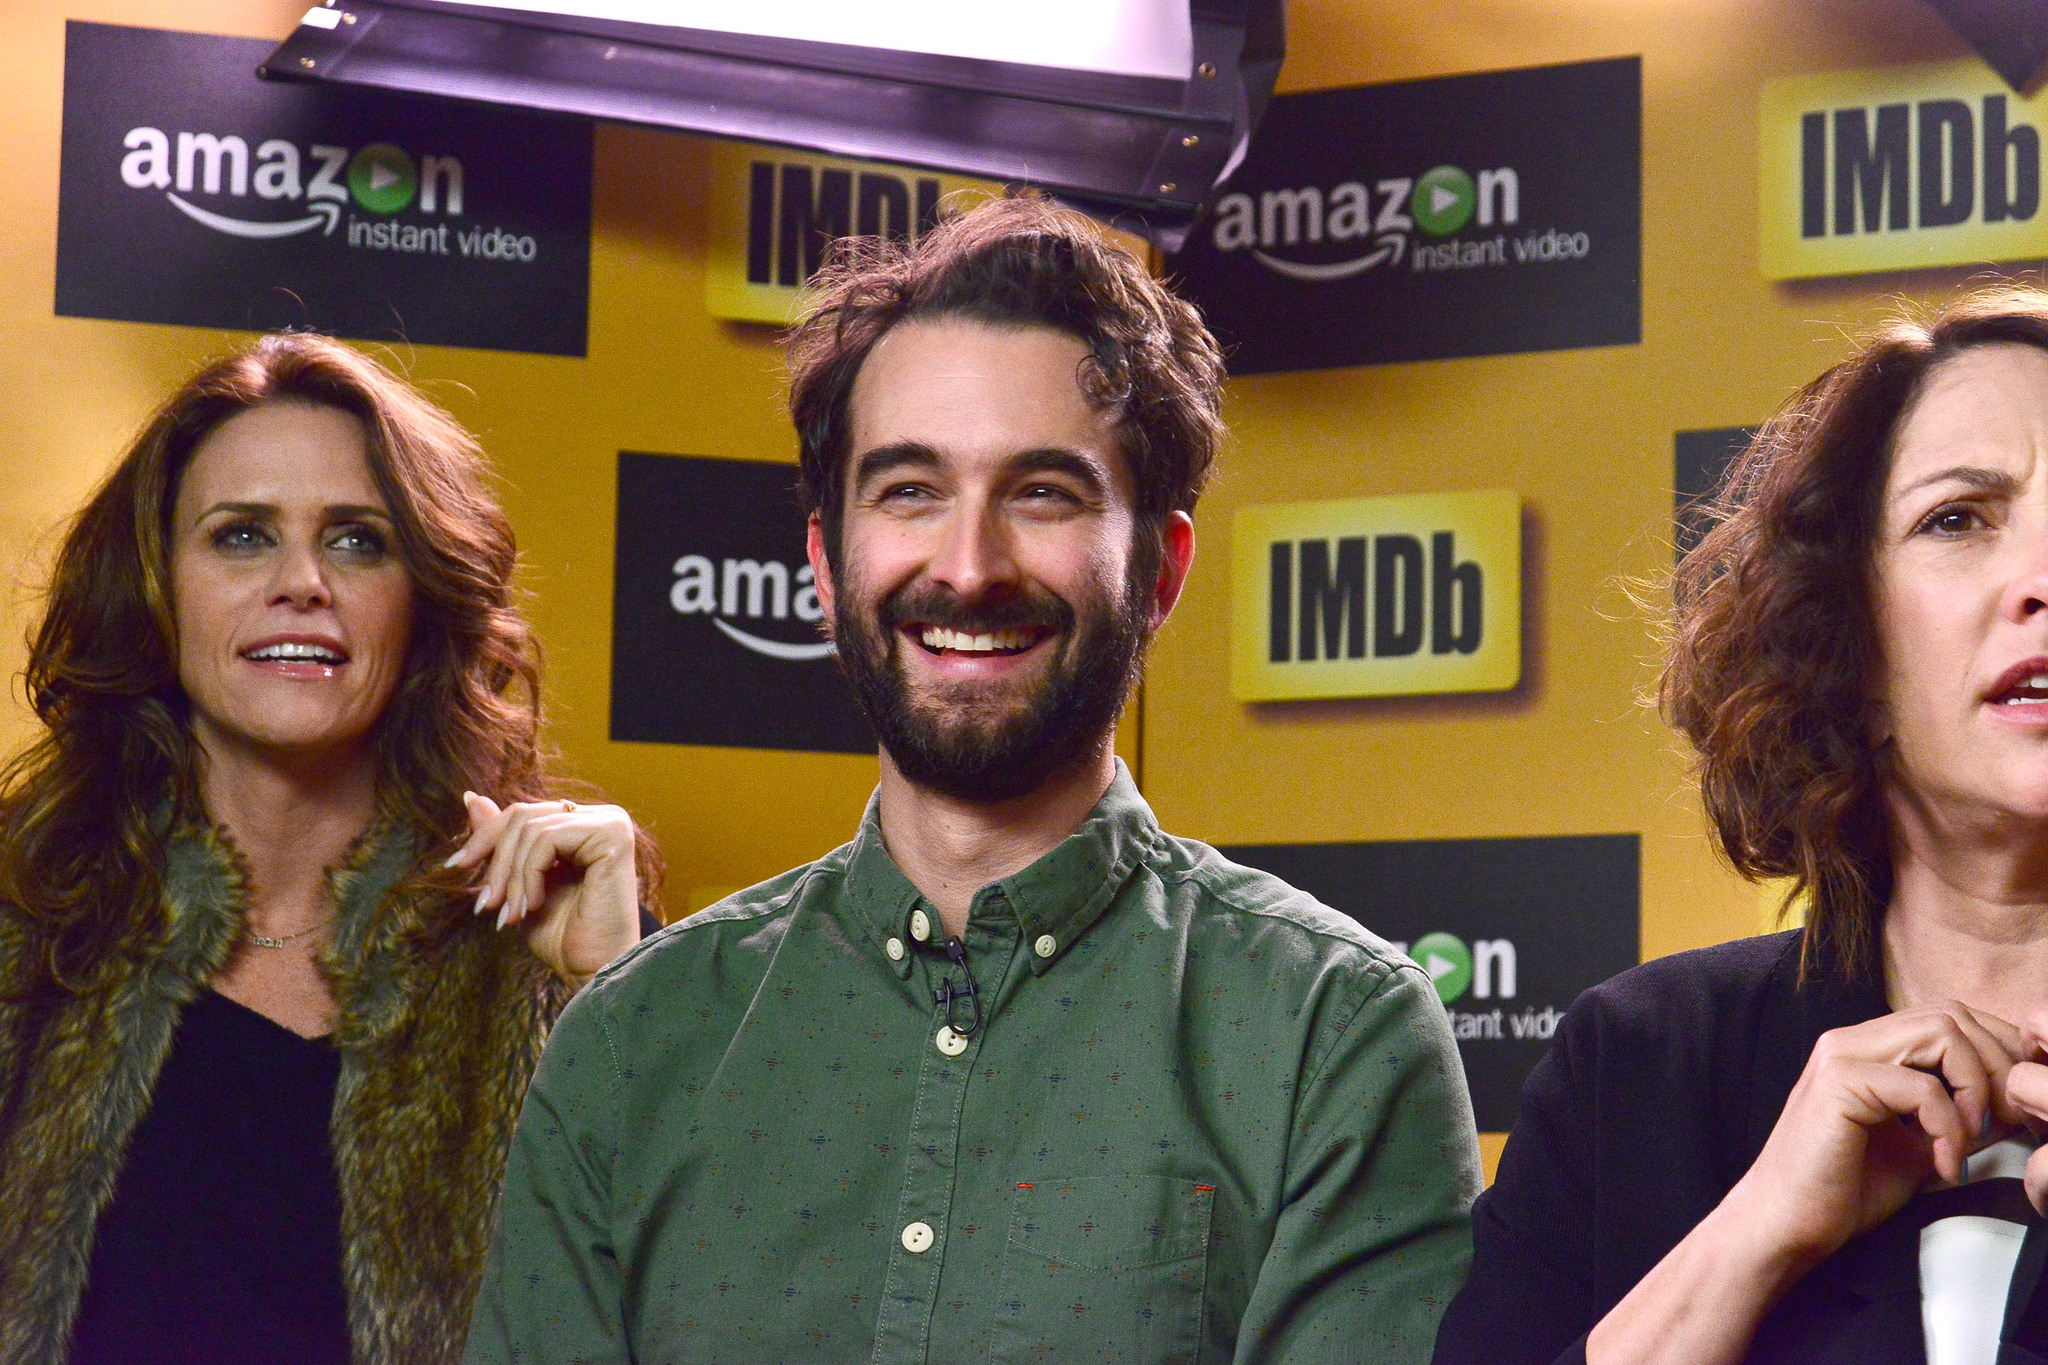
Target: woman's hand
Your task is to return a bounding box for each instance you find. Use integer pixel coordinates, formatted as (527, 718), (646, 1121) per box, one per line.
(1589, 1002), (2022, 1365)
(1725, 1002), (2022, 1260)
(445, 792), (642, 989)
(2005, 1007), (2048, 1213)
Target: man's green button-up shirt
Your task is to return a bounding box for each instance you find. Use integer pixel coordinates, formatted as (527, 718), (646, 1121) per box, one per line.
(465, 765), (1481, 1364)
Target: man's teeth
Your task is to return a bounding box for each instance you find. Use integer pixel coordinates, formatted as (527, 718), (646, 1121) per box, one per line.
(920, 626), (1035, 653)
(245, 642), (345, 663)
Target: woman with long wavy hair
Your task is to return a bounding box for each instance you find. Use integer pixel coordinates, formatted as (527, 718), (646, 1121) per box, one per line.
(0, 333), (659, 1364)
(1433, 289), (2048, 1364)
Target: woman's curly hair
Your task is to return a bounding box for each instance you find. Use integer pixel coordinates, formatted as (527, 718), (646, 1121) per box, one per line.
(1, 332), (657, 993)
(1664, 286), (2048, 983)
(785, 194), (1226, 576)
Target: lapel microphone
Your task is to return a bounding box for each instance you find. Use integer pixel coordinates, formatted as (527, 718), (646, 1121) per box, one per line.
(933, 935), (983, 1037)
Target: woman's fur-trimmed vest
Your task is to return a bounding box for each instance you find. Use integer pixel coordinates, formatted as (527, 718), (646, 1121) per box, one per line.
(0, 823), (568, 1364)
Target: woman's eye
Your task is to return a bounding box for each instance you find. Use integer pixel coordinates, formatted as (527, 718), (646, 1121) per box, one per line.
(209, 521), (272, 552)
(328, 524), (389, 559)
(1918, 504), (1985, 536)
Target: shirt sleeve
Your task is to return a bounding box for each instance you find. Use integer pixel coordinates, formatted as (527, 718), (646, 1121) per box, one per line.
(1234, 960), (1484, 1364)
(462, 978), (631, 1365)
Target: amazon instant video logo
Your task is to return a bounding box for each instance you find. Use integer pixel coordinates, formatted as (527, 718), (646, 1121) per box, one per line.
(1208, 161), (1589, 279)
(117, 125), (538, 261)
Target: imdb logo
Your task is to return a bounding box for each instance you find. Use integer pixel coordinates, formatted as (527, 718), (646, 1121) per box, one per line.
(1232, 490), (1521, 701)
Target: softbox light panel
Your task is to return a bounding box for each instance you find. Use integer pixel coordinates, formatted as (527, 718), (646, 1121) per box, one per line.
(260, 0), (1284, 248)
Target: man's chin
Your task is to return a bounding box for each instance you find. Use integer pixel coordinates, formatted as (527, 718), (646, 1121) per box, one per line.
(874, 700), (1068, 801)
(885, 745), (1065, 804)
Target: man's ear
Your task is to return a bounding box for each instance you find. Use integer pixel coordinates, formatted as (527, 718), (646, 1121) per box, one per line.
(806, 512), (837, 636)
(1148, 511), (1196, 631)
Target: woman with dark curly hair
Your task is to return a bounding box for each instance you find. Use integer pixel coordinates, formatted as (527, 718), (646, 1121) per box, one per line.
(1432, 289), (2048, 1365)
(0, 333), (659, 1364)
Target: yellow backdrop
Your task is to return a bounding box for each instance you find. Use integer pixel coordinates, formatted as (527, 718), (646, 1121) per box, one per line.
(0, 1), (1999, 1175)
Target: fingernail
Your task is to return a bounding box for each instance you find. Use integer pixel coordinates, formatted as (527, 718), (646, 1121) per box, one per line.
(444, 849), (465, 869)
(495, 903), (510, 931)
(474, 887), (491, 915)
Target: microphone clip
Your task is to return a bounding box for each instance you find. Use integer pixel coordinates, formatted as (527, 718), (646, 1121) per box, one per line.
(932, 935), (983, 1037)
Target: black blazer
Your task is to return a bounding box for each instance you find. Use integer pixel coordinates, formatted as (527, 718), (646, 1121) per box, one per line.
(1431, 930), (2048, 1365)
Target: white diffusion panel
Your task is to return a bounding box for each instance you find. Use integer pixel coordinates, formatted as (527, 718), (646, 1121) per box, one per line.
(417, 0), (1194, 79)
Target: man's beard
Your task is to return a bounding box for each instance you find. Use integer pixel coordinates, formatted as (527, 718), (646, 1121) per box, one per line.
(830, 552), (1154, 803)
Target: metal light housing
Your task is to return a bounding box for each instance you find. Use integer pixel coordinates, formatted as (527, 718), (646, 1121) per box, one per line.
(261, 0), (1283, 249)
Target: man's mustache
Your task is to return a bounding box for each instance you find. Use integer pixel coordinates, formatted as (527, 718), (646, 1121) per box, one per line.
(876, 585), (1075, 638)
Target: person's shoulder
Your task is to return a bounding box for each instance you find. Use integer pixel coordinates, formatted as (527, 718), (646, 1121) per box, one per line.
(581, 844), (855, 1000)
(1571, 929), (1801, 1032)
(1532, 930), (1804, 1098)
(1146, 831), (1418, 989)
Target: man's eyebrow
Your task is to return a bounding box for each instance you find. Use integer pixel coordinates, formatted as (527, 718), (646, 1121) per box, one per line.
(1892, 465), (2022, 500)
(848, 443), (1112, 494)
(851, 442), (943, 487)
(1009, 448), (1109, 494)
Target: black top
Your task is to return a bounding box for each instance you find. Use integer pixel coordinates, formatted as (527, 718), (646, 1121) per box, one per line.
(1431, 930), (2048, 1365)
(69, 991), (350, 1365)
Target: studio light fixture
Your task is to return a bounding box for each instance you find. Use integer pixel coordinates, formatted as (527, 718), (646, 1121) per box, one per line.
(1919, 0), (2048, 93)
(260, 0), (1284, 249)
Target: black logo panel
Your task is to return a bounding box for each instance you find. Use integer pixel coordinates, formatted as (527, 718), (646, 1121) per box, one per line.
(57, 21), (591, 356)
(1172, 57), (1641, 374)
(610, 452), (874, 755)
(1221, 833), (1640, 1131)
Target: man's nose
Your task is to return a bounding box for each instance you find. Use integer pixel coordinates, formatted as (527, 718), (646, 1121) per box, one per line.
(925, 501), (1020, 601)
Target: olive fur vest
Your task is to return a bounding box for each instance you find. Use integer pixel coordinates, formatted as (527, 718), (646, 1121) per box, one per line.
(0, 821), (569, 1364)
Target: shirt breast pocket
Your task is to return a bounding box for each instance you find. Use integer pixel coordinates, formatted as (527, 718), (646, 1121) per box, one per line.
(990, 1174), (1215, 1365)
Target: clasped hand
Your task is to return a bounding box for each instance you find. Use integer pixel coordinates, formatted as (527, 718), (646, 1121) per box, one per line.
(1730, 1002), (2048, 1269)
(444, 791), (641, 988)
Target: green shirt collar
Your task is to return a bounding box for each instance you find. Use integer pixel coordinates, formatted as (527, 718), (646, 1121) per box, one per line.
(844, 760), (1159, 977)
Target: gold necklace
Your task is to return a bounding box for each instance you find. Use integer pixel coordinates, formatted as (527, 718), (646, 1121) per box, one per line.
(248, 918), (334, 949)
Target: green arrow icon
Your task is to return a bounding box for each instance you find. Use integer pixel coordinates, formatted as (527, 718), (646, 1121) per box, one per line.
(1411, 931), (1473, 1004)
(1411, 166), (1476, 238)
(348, 143), (417, 215)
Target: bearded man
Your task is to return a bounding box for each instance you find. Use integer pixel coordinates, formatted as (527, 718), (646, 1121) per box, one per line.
(465, 197), (1481, 1365)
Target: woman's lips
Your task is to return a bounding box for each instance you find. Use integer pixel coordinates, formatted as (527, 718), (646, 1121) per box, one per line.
(239, 637), (350, 680)
(1984, 656), (2048, 706)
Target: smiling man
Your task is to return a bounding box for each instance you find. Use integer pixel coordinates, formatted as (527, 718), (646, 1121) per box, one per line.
(465, 197), (1481, 1365)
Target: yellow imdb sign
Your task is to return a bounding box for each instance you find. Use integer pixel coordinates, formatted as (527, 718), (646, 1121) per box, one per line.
(1232, 490), (1521, 702)
(704, 142), (996, 325)
(1761, 59), (2048, 280)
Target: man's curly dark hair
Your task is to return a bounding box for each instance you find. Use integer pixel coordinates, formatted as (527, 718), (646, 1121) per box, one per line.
(785, 194), (1226, 571)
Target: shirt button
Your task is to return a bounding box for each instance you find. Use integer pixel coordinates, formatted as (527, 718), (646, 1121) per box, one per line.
(885, 937), (905, 961)
(935, 1025), (968, 1057)
(910, 909), (932, 942)
(1034, 933), (1057, 958)
(901, 1221), (934, 1254)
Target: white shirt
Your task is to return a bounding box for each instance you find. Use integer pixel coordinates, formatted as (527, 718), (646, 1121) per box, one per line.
(1920, 1137), (2038, 1365)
